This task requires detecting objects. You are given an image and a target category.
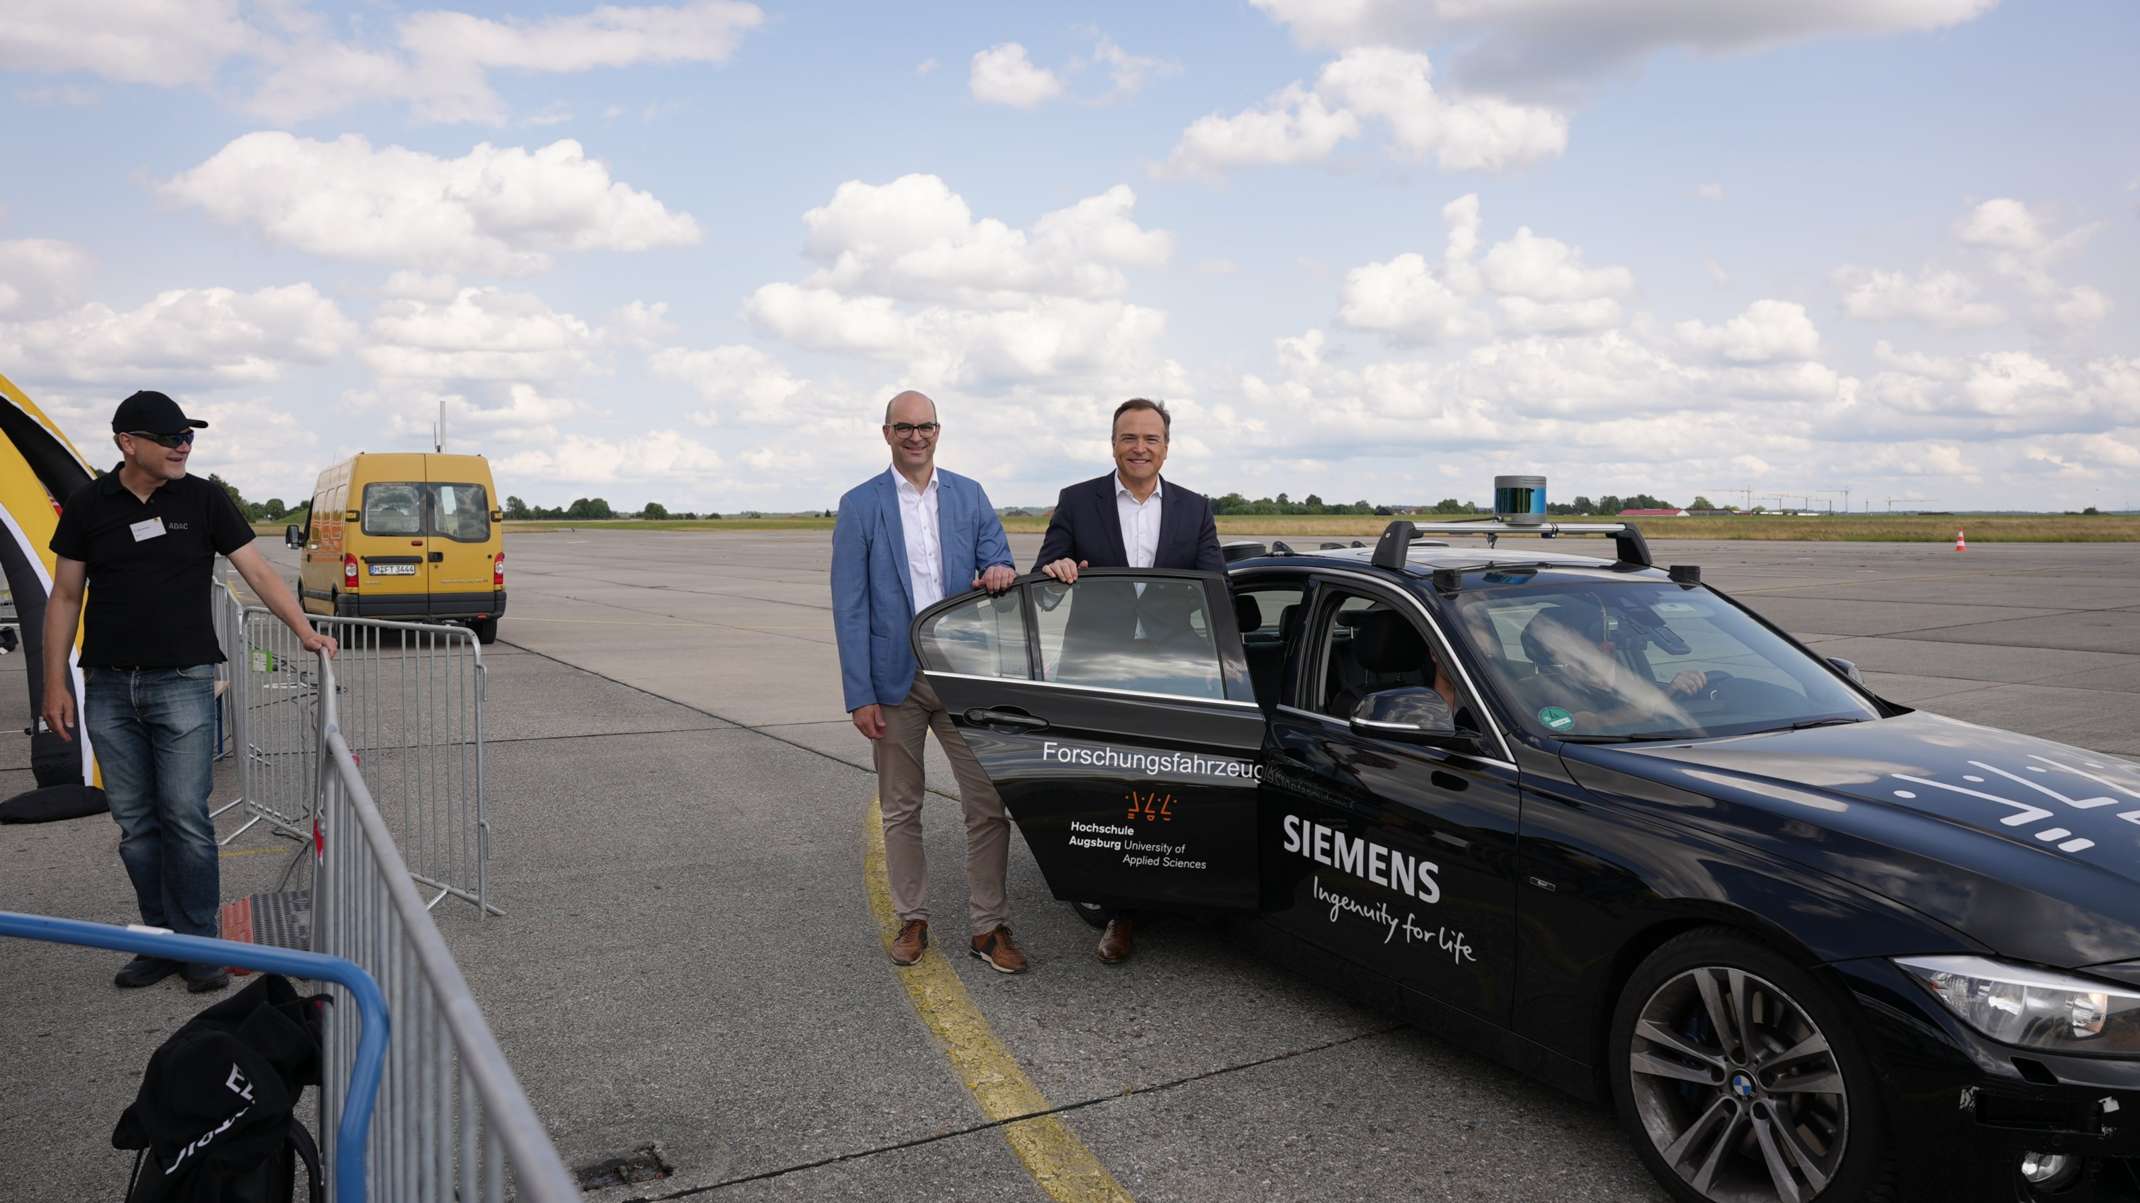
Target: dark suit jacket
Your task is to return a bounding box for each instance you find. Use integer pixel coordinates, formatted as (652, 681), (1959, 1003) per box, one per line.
(1032, 473), (1225, 573)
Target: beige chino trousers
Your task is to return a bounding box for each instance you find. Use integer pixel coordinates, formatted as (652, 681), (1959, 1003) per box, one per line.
(874, 672), (1012, 937)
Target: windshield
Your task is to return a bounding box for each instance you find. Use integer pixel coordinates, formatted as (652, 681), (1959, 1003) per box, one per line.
(1446, 578), (1880, 741)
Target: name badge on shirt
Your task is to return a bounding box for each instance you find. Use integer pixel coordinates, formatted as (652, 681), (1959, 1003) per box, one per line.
(129, 517), (166, 542)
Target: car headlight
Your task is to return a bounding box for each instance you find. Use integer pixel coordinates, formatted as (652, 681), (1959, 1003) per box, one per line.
(1897, 955), (2140, 1054)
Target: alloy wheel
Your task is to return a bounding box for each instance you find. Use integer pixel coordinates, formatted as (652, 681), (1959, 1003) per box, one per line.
(1627, 966), (1849, 1203)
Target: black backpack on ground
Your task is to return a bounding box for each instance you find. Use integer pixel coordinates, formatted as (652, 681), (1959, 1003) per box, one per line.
(113, 974), (329, 1203)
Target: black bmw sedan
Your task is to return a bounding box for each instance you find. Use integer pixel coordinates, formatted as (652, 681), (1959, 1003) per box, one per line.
(909, 519), (2140, 1203)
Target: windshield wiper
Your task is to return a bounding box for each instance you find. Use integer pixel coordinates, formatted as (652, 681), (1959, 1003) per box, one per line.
(1776, 716), (1868, 732)
(1556, 731), (1701, 744)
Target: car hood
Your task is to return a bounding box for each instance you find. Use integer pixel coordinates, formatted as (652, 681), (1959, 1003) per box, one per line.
(1561, 711), (2140, 968)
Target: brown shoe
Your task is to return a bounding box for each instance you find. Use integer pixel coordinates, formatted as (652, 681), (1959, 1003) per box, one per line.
(970, 926), (1028, 974)
(1097, 918), (1133, 964)
(890, 919), (928, 966)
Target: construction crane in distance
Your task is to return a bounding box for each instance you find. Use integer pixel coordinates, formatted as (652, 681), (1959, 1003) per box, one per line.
(1885, 496), (1931, 513)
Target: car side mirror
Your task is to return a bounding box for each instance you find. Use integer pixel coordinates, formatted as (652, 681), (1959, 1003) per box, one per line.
(1350, 687), (1471, 747)
(285, 524), (305, 548)
(1826, 656), (1864, 684)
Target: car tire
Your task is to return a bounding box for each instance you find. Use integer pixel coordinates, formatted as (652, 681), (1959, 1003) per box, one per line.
(1608, 927), (1894, 1203)
(470, 617), (499, 645)
(1070, 900), (1108, 930)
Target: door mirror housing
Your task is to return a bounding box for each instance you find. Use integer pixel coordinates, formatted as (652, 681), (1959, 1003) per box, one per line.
(285, 523), (305, 548)
(1350, 687), (1472, 747)
(1826, 656), (1864, 684)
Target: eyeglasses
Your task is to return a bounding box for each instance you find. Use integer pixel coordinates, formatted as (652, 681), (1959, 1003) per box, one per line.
(887, 422), (940, 437)
(126, 430), (196, 449)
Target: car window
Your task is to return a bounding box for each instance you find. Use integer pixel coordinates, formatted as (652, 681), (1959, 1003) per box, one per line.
(1234, 583), (1303, 708)
(1033, 576), (1225, 700)
(1309, 591), (1478, 730)
(432, 483), (491, 542)
(1450, 580), (1880, 740)
(917, 592), (1031, 680)
(362, 482), (425, 536)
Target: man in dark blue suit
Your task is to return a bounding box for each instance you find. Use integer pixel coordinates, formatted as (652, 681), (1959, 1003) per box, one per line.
(1033, 398), (1224, 964)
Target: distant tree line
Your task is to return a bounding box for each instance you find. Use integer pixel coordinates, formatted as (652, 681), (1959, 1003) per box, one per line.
(1212, 493), (1385, 516)
(501, 496), (720, 521)
(209, 473), (302, 523)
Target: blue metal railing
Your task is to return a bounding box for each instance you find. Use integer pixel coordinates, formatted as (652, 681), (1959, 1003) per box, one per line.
(0, 911), (389, 1203)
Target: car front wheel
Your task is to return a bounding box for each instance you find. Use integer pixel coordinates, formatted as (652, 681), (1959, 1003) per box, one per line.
(1609, 928), (1892, 1203)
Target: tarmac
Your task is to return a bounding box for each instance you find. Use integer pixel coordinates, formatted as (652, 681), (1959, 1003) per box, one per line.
(3, 531), (2137, 1201)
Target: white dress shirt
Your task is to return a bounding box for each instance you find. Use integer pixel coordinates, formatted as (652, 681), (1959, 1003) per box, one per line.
(896, 470), (943, 610)
(1114, 474), (1162, 569)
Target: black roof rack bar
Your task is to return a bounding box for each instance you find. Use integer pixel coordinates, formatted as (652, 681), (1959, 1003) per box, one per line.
(1369, 518), (1654, 571)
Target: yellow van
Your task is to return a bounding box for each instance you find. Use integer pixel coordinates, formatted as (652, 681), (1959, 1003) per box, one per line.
(286, 452), (506, 643)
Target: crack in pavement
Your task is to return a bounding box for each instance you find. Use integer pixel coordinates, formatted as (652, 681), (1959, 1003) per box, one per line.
(621, 1023), (1408, 1201)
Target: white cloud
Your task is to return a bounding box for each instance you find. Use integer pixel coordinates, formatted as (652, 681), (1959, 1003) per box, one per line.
(915, 57), (940, 75)
(1675, 299), (1820, 363)
(969, 43), (1065, 108)
(0, 0), (256, 87)
(0, 284), (355, 386)
(164, 133), (700, 275)
(608, 301), (676, 349)
(1246, 0), (1997, 88)
(1167, 49), (1563, 175)
(1479, 227), (1631, 301)
(1340, 253), (1481, 342)
(383, 271), (461, 302)
(492, 430), (724, 484)
(1835, 266), (2004, 328)
(795, 175), (1170, 305)
(2054, 286), (2111, 329)
(652, 344), (810, 424)
(1954, 197), (2044, 251)
(744, 285), (910, 354)
(354, 382), (583, 445)
(1166, 84), (1360, 172)
(1961, 351), (2072, 416)
(1087, 36), (1174, 102)
(1696, 182), (1726, 202)
(364, 287), (601, 381)
(1316, 48), (1568, 171)
(250, 0), (763, 124)
(0, 239), (92, 318)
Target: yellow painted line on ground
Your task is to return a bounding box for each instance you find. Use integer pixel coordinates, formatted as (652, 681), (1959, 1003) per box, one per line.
(863, 797), (1134, 1203)
(219, 844), (294, 859)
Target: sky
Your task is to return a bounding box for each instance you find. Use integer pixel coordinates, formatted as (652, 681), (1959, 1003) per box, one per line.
(1, 0), (2136, 514)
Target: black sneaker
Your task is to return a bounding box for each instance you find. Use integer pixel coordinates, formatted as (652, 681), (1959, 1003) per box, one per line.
(182, 962), (230, 994)
(114, 955), (181, 989)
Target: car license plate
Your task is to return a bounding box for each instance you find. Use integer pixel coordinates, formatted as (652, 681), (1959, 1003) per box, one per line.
(367, 563), (417, 576)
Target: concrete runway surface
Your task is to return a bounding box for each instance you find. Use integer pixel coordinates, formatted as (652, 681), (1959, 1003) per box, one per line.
(3, 531), (2137, 1202)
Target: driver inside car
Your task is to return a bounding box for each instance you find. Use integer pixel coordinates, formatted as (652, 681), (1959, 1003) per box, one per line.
(1514, 603), (1709, 732)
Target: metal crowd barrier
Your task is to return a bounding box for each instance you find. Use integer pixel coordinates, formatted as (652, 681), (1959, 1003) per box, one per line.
(309, 649), (577, 1203)
(218, 591), (493, 917)
(0, 911), (390, 1203)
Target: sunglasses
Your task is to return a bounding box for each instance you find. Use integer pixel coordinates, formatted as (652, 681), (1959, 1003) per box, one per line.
(126, 430), (196, 449)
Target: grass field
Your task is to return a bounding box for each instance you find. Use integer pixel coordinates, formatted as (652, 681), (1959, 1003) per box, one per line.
(282, 512), (2138, 542)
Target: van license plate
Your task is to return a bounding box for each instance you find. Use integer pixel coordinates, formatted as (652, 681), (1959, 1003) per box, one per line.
(367, 563), (417, 576)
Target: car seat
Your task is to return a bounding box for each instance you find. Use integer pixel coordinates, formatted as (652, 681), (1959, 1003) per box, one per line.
(1327, 610), (1431, 718)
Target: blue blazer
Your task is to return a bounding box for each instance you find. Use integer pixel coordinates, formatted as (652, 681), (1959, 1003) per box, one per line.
(831, 467), (1013, 712)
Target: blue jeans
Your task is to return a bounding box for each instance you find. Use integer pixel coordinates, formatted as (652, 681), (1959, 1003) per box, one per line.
(85, 666), (220, 939)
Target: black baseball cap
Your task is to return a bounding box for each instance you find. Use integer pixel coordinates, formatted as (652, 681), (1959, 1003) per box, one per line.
(111, 390), (209, 434)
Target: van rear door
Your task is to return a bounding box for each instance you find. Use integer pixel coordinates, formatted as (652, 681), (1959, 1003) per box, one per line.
(423, 460), (494, 611)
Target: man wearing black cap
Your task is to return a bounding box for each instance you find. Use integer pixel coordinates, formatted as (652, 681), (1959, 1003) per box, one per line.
(40, 390), (337, 994)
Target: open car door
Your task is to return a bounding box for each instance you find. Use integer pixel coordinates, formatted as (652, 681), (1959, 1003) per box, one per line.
(912, 568), (1263, 913)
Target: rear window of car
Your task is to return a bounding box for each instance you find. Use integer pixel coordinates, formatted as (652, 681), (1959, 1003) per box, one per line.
(361, 482), (492, 542)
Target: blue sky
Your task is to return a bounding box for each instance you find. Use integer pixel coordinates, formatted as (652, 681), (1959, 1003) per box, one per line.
(2, 0), (2135, 512)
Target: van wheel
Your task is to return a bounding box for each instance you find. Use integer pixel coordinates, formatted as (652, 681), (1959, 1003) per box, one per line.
(470, 617), (499, 645)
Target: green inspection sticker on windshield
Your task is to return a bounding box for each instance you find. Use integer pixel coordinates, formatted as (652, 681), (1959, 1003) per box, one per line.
(1537, 706), (1575, 731)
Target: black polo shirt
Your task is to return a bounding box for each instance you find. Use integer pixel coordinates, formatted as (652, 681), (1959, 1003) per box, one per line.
(49, 466), (255, 668)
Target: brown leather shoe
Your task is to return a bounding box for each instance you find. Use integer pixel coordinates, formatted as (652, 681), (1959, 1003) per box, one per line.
(889, 918), (928, 966)
(1096, 918), (1133, 964)
(969, 925), (1028, 974)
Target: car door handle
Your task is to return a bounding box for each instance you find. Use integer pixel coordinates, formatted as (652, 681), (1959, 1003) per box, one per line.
(428, 552), (444, 563)
(965, 707), (1049, 732)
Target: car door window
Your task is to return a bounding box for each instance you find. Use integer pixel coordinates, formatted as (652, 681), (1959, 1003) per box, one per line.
(431, 483), (491, 542)
(1312, 589), (1482, 732)
(916, 592), (1032, 680)
(1033, 576), (1225, 700)
(361, 482), (425, 536)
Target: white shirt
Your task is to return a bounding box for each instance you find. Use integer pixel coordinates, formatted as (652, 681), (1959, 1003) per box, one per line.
(896, 470), (943, 610)
(1115, 474), (1163, 569)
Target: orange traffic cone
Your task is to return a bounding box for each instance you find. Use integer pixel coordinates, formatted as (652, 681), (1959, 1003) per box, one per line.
(1955, 529), (1967, 552)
